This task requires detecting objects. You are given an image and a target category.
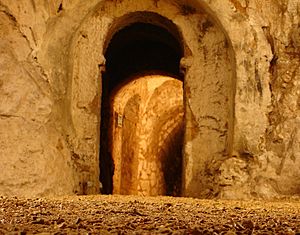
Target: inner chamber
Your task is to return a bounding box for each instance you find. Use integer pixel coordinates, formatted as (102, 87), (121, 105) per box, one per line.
(100, 19), (184, 196)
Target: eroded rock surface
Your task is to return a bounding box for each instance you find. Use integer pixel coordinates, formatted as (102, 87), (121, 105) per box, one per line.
(0, 0), (299, 199)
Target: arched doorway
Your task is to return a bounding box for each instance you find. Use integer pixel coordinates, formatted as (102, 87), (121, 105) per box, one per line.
(100, 16), (185, 196)
(69, 0), (236, 198)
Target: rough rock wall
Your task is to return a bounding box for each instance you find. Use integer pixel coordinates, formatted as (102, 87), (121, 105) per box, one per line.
(0, 2), (75, 197)
(0, 0), (299, 199)
(258, 0), (300, 197)
(217, 0), (300, 199)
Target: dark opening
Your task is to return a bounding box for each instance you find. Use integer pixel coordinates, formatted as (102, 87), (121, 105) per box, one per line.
(100, 19), (184, 195)
(161, 123), (184, 196)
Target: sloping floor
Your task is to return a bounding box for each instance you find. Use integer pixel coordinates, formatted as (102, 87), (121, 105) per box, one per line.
(0, 195), (300, 234)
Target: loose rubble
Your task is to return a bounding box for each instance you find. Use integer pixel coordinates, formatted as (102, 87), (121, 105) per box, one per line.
(0, 195), (300, 234)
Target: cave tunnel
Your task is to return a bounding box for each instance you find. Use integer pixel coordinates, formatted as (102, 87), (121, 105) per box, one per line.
(100, 15), (184, 196)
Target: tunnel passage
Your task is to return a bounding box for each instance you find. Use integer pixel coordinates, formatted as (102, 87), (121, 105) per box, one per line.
(99, 15), (184, 196)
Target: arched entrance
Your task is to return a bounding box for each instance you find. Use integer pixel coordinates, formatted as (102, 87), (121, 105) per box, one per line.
(100, 17), (184, 196)
(69, 0), (236, 197)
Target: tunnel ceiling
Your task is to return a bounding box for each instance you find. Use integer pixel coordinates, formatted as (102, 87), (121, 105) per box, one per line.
(105, 22), (183, 92)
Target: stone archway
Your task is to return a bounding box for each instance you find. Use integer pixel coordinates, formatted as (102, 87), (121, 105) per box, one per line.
(99, 17), (184, 195)
(69, 0), (236, 197)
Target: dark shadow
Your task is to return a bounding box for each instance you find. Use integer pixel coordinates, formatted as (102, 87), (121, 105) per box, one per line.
(99, 72), (114, 194)
(161, 124), (184, 196)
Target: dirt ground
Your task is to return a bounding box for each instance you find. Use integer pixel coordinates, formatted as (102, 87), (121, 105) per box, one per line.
(0, 195), (300, 235)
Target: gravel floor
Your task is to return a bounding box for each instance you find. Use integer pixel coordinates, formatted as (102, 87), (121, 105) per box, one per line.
(0, 195), (300, 234)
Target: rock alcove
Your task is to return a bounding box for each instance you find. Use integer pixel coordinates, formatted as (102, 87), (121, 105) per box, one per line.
(70, 1), (235, 197)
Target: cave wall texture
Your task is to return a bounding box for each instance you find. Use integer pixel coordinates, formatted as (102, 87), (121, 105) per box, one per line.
(0, 0), (299, 199)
